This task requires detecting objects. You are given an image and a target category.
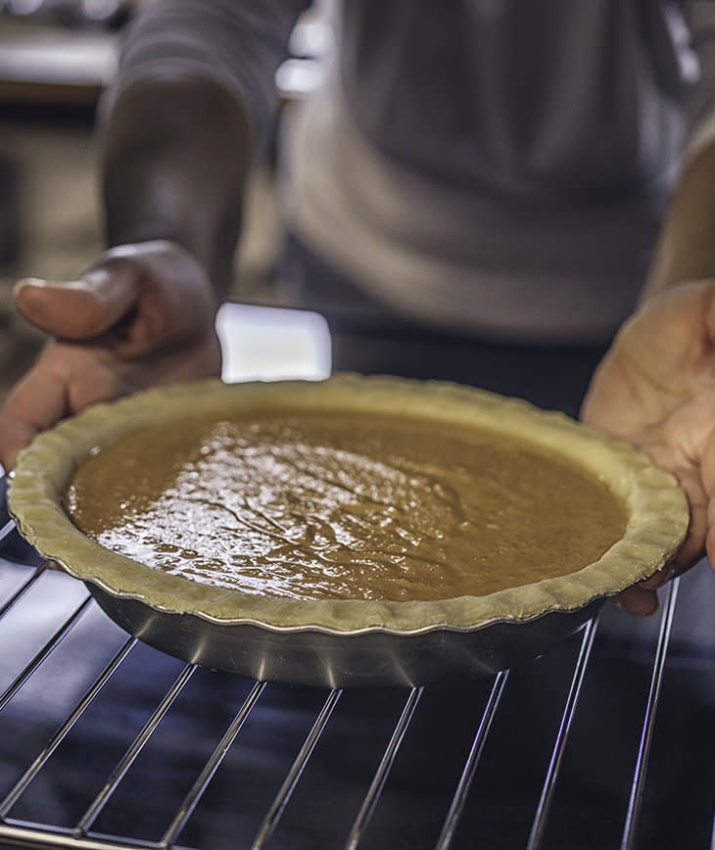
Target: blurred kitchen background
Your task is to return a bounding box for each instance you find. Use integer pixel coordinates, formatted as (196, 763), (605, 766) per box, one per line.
(0, 0), (332, 395)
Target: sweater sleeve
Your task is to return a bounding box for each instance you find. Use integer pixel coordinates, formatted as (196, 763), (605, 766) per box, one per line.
(682, 1), (715, 161)
(104, 0), (311, 151)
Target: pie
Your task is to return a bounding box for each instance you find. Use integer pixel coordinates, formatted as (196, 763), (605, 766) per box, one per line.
(8, 375), (689, 634)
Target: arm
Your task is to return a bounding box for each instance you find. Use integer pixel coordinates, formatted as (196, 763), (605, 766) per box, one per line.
(97, 0), (309, 291)
(14, 73), (254, 351)
(100, 73), (253, 299)
(641, 141), (715, 299)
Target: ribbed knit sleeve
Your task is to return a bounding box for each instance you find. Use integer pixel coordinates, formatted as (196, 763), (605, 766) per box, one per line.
(682, 1), (715, 160)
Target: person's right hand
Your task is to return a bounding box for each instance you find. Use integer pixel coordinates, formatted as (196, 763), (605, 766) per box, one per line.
(0, 239), (223, 471)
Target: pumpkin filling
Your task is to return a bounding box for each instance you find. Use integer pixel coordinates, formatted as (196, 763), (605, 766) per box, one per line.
(64, 410), (627, 602)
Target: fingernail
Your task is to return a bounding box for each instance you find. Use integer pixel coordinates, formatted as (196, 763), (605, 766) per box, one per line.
(14, 277), (88, 298)
(13, 277), (47, 297)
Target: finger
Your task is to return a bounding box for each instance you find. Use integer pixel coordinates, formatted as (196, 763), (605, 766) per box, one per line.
(614, 584), (660, 617)
(639, 444), (708, 573)
(14, 266), (139, 341)
(0, 360), (69, 471)
(0, 342), (136, 471)
(705, 496), (715, 572)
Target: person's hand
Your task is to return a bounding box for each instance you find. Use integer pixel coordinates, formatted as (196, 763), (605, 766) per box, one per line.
(0, 240), (222, 471)
(581, 280), (715, 615)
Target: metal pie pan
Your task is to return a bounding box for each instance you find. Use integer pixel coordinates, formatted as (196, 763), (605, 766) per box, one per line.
(8, 376), (690, 687)
(87, 584), (604, 687)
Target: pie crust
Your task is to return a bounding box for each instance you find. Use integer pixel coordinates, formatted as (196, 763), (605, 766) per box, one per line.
(8, 375), (689, 634)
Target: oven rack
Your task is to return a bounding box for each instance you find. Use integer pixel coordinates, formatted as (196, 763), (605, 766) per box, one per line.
(1, 523), (715, 849)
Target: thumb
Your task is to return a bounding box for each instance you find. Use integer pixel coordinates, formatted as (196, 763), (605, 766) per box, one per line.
(14, 265), (139, 341)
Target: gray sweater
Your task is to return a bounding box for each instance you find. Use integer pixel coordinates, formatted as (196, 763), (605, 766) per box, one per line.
(112, 0), (708, 342)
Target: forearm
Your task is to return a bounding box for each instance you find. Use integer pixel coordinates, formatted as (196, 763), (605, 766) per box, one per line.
(99, 73), (253, 299)
(643, 140), (715, 302)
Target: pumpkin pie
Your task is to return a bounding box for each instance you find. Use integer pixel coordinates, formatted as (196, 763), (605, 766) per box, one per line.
(8, 375), (689, 634)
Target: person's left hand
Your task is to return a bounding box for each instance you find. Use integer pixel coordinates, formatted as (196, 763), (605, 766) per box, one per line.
(581, 280), (715, 615)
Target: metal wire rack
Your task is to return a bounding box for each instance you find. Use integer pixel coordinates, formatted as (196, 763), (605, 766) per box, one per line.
(2, 508), (715, 850)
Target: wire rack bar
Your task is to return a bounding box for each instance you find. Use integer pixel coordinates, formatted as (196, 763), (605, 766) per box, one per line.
(0, 594), (93, 713)
(526, 618), (599, 850)
(619, 578), (680, 850)
(434, 668), (510, 850)
(345, 688), (424, 850)
(343, 686), (424, 850)
(0, 820), (172, 850)
(0, 561), (48, 621)
(251, 687), (343, 850)
(0, 520), (16, 548)
(0, 635), (138, 820)
(74, 663), (198, 838)
(159, 679), (267, 848)
(251, 689), (342, 850)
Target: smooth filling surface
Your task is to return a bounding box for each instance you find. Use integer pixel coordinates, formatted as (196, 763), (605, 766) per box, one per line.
(64, 411), (627, 602)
